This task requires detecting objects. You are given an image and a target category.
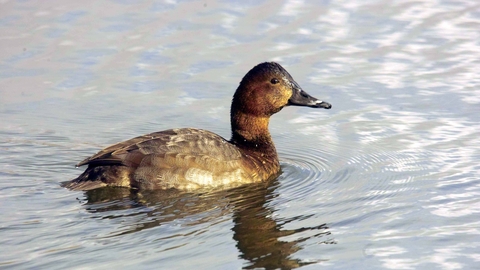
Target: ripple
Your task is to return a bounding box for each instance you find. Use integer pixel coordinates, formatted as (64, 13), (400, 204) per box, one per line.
(276, 126), (432, 220)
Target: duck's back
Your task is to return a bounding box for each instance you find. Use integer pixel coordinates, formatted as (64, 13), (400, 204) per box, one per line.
(64, 128), (262, 191)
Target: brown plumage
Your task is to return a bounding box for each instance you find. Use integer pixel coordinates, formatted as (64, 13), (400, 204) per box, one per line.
(62, 62), (331, 191)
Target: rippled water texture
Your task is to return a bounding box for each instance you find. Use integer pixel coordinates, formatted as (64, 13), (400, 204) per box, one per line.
(1, 0), (479, 269)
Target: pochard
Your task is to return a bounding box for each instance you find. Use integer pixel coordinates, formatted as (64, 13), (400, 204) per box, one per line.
(63, 62), (331, 191)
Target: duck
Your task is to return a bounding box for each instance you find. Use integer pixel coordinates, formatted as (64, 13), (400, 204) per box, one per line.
(62, 62), (331, 191)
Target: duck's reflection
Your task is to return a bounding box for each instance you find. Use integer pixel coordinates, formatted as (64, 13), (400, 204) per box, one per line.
(80, 180), (335, 268)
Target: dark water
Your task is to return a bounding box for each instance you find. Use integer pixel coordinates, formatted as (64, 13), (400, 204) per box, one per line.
(1, 1), (479, 269)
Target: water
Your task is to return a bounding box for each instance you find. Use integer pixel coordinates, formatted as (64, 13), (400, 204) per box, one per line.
(1, 0), (479, 269)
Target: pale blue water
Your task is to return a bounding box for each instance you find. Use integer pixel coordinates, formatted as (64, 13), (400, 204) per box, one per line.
(1, 1), (479, 269)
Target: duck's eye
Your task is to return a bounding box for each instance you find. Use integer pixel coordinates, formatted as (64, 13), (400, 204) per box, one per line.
(270, 78), (279, 84)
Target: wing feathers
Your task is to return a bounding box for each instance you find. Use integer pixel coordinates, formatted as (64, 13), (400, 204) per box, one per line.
(76, 128), (242, 168)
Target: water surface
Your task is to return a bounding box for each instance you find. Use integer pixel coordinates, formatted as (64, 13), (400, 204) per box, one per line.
(1, 0), (479, 269)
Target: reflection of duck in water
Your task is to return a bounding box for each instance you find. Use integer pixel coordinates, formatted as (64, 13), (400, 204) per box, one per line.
(82, 181), (336, 268)
(63, 62), (331, 191)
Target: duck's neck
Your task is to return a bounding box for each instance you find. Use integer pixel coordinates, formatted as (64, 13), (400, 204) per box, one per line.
(230, 111), (275, 149)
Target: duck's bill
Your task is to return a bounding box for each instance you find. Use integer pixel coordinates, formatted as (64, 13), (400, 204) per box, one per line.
(288, 86), (332, 109)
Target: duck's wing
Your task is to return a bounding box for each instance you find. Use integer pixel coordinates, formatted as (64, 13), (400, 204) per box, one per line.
(76, 128), (242, 168)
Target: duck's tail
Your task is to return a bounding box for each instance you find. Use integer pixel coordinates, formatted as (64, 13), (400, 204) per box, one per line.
(61, 165), (132, 191)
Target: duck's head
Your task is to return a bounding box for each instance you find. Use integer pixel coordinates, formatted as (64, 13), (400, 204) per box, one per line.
(231, 62), (331, 118)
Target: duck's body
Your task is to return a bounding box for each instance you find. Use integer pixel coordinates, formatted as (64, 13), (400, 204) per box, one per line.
(65, 128), (280, 190)
(63, 62), (331, 191)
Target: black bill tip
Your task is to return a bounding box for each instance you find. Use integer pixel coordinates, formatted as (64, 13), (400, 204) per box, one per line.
(314, 101), (332, 109)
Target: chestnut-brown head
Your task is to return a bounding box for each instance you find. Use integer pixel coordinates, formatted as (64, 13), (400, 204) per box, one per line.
(230, 62), (331, 143)
(231, 62), (331, 117)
